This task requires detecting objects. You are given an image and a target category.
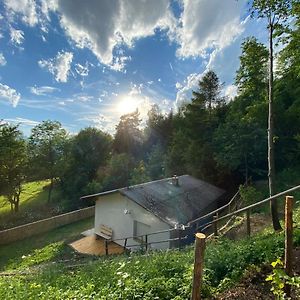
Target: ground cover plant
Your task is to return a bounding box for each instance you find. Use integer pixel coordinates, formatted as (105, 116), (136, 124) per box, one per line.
(0, 217), (93, 271)
(0, 221), (299, 299)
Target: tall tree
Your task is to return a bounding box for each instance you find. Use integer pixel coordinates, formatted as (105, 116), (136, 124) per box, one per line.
(250, 0), (292, 230)
(192, 70), (225, 113)
(0, 124), (27, 212)
(113, 110), (143, 158)
(28, 120), (67, 203)
(61, 127), (111, 205)
(235, 37), (268, 100)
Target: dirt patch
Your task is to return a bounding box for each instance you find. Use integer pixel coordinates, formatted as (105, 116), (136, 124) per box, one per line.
(225, 214), (272, 240)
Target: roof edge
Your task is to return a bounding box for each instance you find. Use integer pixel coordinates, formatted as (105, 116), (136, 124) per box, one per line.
(80, 175), (186, 200)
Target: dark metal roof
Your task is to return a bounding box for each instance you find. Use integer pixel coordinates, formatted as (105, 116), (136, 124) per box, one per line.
(82, 175), (225, 227)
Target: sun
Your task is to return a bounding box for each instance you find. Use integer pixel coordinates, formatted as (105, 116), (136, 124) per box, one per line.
(117, 96), (139, 115)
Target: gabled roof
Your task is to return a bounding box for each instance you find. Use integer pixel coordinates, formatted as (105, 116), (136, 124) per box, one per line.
(81, 175), (225, 226)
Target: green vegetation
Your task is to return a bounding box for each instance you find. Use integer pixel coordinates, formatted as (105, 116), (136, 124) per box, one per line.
(0, 205), (299, 299)
(0, 180), (64, 230)
(0, 180), (50, 215)
(0, 224), (299, 299)
(0, 217), (93, 271)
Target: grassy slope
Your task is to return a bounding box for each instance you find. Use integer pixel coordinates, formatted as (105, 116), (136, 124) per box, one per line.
(0, 180), (67, 230)
(0, 207), (299, 299)
(0, 181), (50, 215)
(0, 217), (93, 271)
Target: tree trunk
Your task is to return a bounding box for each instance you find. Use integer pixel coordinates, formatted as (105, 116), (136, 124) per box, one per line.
(268, 23), (282, 231)
(48, 177), (53, 203)
(14, 201), (19, 213)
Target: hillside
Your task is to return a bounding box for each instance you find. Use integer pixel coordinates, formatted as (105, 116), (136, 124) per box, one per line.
(0, 181), (73, 230)
(1, 205), (299, 299)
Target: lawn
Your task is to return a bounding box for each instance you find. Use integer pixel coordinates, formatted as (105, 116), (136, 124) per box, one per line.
(0, 180), (51, 215)
(0, 180), (67, 230)
(0, 217), (94, 271)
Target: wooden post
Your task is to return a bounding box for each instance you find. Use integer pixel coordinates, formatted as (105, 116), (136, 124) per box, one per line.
(145, 234), (148, 251)
(213, 215), (218, 236)
(178, 229), (182, 249)
(105, 240), (108, 255)
(191, 233), (206, 300)
(246, 209), (251, 237)
(124, 238), (127, 250)
(284, 196), (294, 297)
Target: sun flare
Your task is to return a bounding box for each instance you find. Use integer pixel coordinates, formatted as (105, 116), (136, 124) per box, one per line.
(117, 97), (139, 115)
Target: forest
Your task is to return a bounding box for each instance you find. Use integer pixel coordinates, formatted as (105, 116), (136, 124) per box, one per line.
(1, 1), (300, 217)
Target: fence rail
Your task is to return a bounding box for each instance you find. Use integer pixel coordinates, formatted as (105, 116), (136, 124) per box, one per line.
(198, 184), (300, 234)
(104, 184), (300, 255)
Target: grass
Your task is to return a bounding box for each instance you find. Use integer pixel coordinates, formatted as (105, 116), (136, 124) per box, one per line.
(0, 180), (50, 215)
(0, 217), (93, 271)
(0, 205), (299, 299)
(0, 180), (68, 230)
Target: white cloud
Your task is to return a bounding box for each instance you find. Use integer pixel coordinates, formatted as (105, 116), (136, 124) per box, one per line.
(4, 0), (38, 26)
(75, 63), (89, 77)
(0, 53), (6, 66)
(110, 55), (131, 72)
(50, 0), (175, 68)
(10, 27), (25, 45)
(175, 72), (203, 107)
(0, 83), (21, 107)
(30, 85), (60, 96)
(176, 0), (246, 58)
(175, 82), (182, 89)
(4, 117), (39, 126)
(224, 84), (238, 100)
(38, 51), (73, 82)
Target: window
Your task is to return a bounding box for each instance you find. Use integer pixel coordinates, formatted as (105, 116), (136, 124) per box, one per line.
(133, 220), (150, 242)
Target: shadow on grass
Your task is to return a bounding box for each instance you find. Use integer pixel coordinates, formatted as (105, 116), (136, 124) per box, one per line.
(0, 217), (94, 271)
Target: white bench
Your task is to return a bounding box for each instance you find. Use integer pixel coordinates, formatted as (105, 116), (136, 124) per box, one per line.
(96, 224), (113, 240)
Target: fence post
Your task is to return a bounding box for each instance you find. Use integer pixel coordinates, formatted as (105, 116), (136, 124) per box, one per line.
(123, 238), (127, 251)
(213, 215), (218, 236)
(246, 209), (251, 237)
(105, 240), (109, 255)
(145, 234), (148, 251)
(178, 229), (182, 249)
(191, 233), (206, 300)
(284, 195), (294, 297)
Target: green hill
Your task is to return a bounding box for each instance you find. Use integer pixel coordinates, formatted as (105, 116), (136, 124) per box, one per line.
(0, 206), (299, 299)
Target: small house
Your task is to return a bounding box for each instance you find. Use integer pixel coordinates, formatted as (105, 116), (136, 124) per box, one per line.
(82, 175), (225, 250)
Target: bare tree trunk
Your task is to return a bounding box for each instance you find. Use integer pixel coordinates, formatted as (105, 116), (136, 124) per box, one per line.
(268, 23), (282, 231)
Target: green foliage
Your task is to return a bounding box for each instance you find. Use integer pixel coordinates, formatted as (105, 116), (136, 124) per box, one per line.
(28, 120), (68, 203)
(0, 124), (27, 212)
(60, 127), (111, 207)
(1, 223), (299, 299)
(129, 161), (150, 185)
(239, 184), (264, 206)
(0, 217), (93, 271)
(266, 258), (300, 299)
(113, 110), (143, 158)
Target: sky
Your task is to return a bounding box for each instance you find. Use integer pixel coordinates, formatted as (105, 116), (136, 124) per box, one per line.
(0, 0), (268, 135)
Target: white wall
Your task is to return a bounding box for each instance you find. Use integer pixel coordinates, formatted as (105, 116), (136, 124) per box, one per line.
(94, 192), (171, 250)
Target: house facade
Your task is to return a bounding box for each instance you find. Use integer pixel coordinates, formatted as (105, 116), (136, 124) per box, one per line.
(82, 175), (225, 250)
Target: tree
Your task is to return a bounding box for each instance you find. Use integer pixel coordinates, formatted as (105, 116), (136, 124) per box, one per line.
(113, 110), (143, 158)
(61, 127), (112, 206)
(191, 70), (225, 113)
(28, 120), (67, 203)
(235, 37), (268, 100)
(0, 124), (27, 212)
(250, 0), (292, 230)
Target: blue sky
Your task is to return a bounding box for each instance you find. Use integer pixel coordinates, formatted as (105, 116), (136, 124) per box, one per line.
(0, 0), (267, 135)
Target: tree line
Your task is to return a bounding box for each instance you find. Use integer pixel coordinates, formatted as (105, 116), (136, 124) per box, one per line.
(1, 1), (299, 221)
